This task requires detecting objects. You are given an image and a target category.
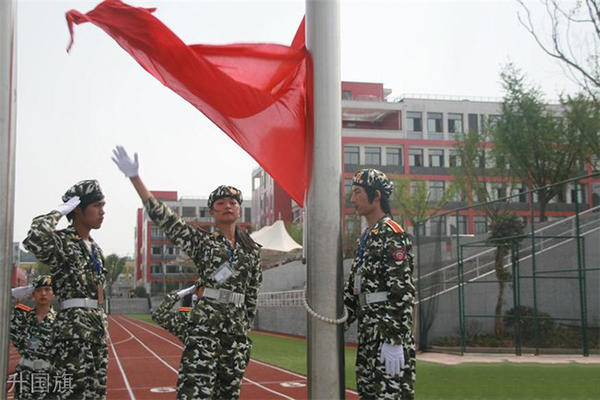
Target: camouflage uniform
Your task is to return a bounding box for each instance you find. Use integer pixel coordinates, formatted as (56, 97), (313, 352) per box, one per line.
(152, 292), (193, 342)
(145, 195), (262, 400)
(23, 180), (108, 400)
(344, 170), (416, 400)
(10, 302), (56, 400)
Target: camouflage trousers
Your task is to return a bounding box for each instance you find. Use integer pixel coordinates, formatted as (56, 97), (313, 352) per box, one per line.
(176, 332), (252, 400)
(355, 339), (416, 400)
(43, 339), (108, 400)
(11, 365), (47, 400)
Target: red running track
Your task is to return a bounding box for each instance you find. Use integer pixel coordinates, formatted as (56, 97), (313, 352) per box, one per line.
(7, 315), (358, 399)
(106, 315), (359, 399)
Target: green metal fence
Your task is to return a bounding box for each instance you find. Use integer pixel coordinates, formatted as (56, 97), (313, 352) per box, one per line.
(414, 173), (600, 356)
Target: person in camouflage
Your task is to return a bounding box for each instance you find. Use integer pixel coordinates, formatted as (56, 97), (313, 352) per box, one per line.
(10, 276), (56, 400)
(112, 146), (262, 400)
(23, 180), (108, 400)
(344, 169), (416, 400)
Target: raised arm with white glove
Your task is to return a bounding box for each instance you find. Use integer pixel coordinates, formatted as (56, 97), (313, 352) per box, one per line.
(379, 342), (405, 376)
(53, 196), (81, 217)
(11, 285), (34, 301)
(112, 145), (139, 178)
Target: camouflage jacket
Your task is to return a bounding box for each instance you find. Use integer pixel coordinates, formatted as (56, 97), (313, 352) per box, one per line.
(10, 304), (56, 362)
(152, 293), (193, 342)
(343, 216), (415, 346)
(23, 211), (108, 343)
(145, 197), (262, 337)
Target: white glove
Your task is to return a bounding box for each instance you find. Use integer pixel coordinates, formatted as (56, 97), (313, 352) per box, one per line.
(12, 285), (34, 301)
(379, 343), (405, 376)
(176, 285), (197, 298)
(112, 145), (139, 178)
(53, 196), (81, 216)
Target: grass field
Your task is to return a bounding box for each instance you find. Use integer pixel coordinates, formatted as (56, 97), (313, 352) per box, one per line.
(128, 314), (600, 399)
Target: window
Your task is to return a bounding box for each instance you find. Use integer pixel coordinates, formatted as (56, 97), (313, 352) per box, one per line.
(429, 149), (444, 168)
(344, 214), (360, 236)
(449, 150), (462, 167)
(510, 183), (527, 203)
(409, 149), (424, 167)
(448, 113), (463, 134)
(427, 112), (443, 133)
(410, 181), (422, 195)
(182, 207), (196, 218)
(430, 216), (446, 236)
(364, 147), (381, 165)
(345, 179), (353, 207)
(407, 112), (423, 132)
(166, 247), (176, 255)
(151, 246), (162, 255)
(166, 264), (179, 274)
(468, 113), (479, 133)
(487, 115), (502, 131)
(492, 184), (507, 201)
(474, 216), (487, 234)
(386, 148), (402, 166)
(342, 90), (352, 100)
(570, 185), (588, 204)
(199, 208), (207, 218)
(429, 181), (445, 202)
(150, 263), (162, 274)
(450, 216), (468, 235)
(344, 146), (360, 165)
(151, 226), (162, 237)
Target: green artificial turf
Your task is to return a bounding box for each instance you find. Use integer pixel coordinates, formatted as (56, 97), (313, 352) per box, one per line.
(127, 316), (599, 399)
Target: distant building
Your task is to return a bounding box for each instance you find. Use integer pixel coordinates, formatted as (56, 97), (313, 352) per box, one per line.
(134, 191), (253, 295)
(252, 81), (600, 236)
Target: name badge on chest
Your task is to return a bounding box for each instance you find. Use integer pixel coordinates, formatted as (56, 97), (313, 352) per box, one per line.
(28, 338), (40, 350)
(353, 273), (362, 295)
(212, 262), (235, 285)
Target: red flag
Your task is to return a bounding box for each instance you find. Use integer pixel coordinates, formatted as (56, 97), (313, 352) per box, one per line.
(67, 0), (311, 206)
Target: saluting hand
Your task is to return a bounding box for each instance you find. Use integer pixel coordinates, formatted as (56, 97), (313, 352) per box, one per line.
(112, 145), (139, 178)
(54, 196), (81, 216)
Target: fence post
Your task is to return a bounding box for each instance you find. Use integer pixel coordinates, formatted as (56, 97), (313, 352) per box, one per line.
(529, 190), (541, 355)
(574, 181), (589, 356)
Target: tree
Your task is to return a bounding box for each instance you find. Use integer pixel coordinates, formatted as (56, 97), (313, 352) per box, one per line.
(105, 253), (127, 297)
(517, 0), (600, 98)
(33, 261), (51, 277)
(487, 214), (524, 337)
(453, 126), (523, 338)
(493, 64), (586, 221)
(391, 177), (457, 234)
(562, 93), (600, 167)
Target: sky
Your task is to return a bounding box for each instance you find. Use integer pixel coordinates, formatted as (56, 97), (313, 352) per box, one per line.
(12, 0), (583, 256)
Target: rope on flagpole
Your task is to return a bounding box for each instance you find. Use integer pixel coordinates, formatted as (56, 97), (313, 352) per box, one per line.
(302, 285), (348, 325)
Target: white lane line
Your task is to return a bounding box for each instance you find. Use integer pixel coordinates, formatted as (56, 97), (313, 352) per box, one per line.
(111, 316), (179, 374)
(117, 316), (183, 349)
(107, 318), (137, 400)
(119, 316), (297, 400)
(243, 376), (295, 400)
(111, 335), (135, 346)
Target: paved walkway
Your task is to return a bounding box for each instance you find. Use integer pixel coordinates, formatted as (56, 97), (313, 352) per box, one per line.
(418, 351), (600, 365)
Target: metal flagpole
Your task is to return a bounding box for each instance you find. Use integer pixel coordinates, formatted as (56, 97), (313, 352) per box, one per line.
(305, 0), (344, 398)
(0, 0), (18, 395)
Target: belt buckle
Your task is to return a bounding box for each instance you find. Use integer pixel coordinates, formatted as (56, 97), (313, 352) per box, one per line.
(33, 360), (44, 370)
(218, 290), (232, 303)
(358, 293), (367, 307)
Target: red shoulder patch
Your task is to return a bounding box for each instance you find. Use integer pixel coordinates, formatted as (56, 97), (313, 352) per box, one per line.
(15, 303), (32, 312)
(385, 220), (404, 233)
(178, 307), (192, 313)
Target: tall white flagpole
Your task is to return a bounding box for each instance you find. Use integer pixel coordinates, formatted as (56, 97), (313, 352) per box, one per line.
(0, 0), (18, 394)
(305, 0), (345, 398)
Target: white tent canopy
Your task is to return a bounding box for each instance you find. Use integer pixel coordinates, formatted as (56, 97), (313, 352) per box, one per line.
(250, 220), (302, 252)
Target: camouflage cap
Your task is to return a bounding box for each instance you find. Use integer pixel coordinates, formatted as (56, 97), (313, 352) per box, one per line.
(62, 179), (104, 206)
(34, 275), (52, 289)
(352, 169), (394, 198)
(208, 185), (243, 209)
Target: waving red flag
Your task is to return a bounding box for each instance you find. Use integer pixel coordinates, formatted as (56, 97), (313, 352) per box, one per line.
(67, 0), (311, 206)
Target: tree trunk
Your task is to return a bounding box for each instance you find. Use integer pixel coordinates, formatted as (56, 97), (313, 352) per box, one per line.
(494, 246), (508, 337)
